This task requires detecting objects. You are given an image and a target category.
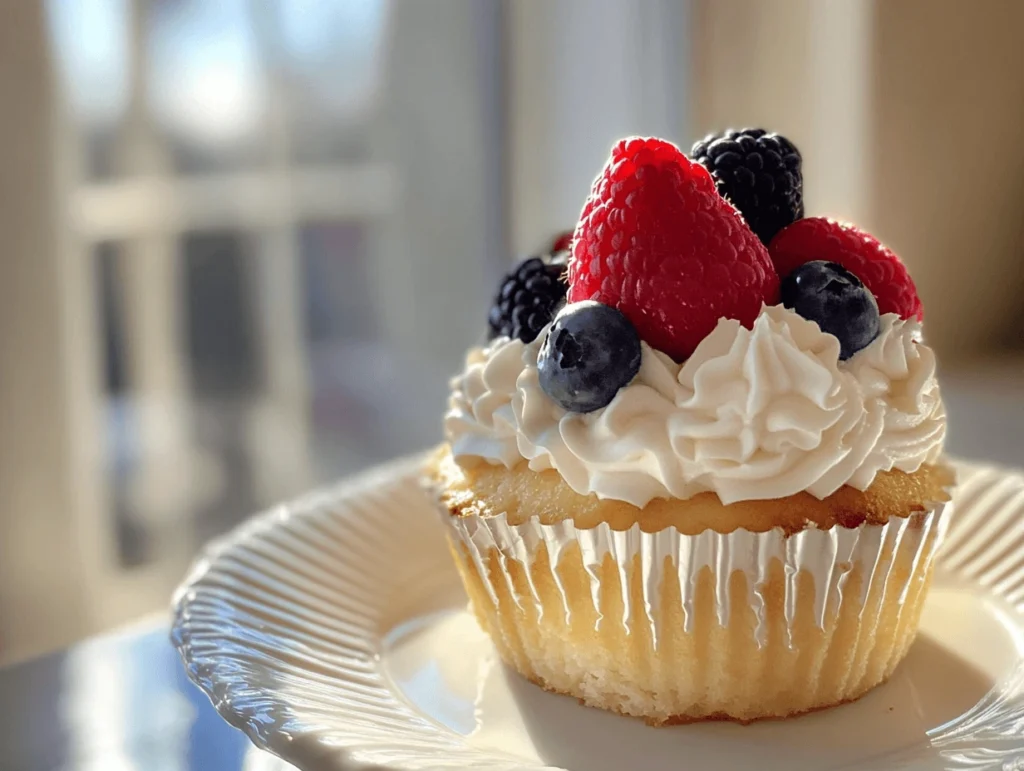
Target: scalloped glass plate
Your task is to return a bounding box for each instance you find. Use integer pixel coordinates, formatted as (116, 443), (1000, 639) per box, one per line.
(172, 457), (1024, 771)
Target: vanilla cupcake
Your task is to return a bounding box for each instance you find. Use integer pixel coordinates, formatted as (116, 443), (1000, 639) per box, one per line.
(426, 133), (951, 724)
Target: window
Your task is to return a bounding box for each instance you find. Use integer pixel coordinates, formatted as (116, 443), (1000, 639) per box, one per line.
(0, 0), (506, 656)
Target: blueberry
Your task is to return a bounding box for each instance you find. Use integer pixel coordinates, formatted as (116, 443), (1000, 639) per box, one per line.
(538, 302), (641, 413)
(780, 261), (880, 359)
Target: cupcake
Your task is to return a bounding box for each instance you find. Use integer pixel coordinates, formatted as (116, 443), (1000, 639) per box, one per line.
(426, 133), (952, 724)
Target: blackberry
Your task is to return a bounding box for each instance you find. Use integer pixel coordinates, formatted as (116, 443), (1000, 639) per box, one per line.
(691, 128), (803, 246)
(487, 254), (568, 344)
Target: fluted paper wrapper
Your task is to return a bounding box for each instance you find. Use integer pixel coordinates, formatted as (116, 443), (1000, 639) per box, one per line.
(435, 489), (952, 723)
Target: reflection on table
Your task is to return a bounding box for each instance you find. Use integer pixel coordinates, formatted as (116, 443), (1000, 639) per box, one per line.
(0, 621), (297, 771)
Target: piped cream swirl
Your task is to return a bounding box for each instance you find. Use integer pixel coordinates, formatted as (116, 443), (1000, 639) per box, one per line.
(445, 305), (945, 506)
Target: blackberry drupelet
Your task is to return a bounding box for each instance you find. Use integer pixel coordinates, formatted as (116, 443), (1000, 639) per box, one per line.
(691, 128), (803, 246)
(487, 255), (568, 344)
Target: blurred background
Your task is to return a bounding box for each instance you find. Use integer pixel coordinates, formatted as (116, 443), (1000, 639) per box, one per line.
(0, 0), (1022, 665)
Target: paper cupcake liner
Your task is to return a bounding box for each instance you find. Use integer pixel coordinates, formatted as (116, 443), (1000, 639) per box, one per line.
(444, 499), (950, 648)
(435, 483), (952, 722)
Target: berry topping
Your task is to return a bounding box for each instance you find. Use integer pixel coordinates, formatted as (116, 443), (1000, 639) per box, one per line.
(538, 301), (641, 413)
(488, 255), (568, 344)
(568, 136), (779, 361)
(770, 217), (923, 320)
(550, 230), (574, 254)
(780, 261), (880, 360)
(691, 128), (803, 245)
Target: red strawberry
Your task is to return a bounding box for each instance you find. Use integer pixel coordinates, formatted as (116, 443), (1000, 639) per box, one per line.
(550, 230), (574, 253)
(567, 137), (779, 360)
(769, 217), (923, 320)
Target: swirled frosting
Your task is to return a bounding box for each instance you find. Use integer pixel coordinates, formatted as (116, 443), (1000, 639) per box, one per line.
(445, 305), (945, 506)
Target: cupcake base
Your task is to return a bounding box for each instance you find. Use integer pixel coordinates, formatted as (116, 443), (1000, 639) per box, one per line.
(431, 449), (953, 724)
(449, 524), (938, 724)
(522, 674), (867, 726)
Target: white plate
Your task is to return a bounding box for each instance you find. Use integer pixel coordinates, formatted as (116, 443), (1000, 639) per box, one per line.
(173, 456), (1024, 771)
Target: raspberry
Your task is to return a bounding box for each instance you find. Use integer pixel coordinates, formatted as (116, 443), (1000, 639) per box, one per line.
(550, 230), (574, 254)
(769, 218), (923, 320)
(691, 128), (803, 245)
(567, 136), (779, 360)
(488, 256), (568, 343)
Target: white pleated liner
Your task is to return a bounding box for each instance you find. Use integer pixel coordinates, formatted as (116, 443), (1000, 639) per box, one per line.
(445, 498), (951, 649)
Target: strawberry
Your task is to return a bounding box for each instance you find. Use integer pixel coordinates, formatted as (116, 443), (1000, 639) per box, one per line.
(769, 217), (923, 321)
(567, 137), (779, 360)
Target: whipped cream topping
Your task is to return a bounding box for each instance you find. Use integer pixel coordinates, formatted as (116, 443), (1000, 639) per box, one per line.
(445, 305), (946, 506)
